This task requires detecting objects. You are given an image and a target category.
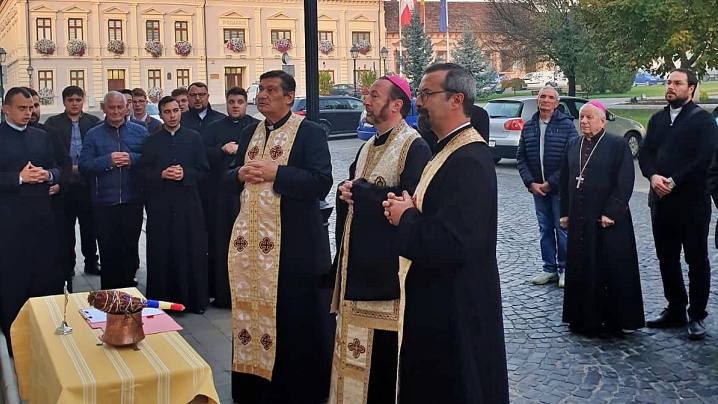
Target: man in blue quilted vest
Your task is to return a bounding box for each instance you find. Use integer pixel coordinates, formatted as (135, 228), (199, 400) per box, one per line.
(516, 86), (578, 287)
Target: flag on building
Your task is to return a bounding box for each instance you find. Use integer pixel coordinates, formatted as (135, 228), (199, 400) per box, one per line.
(439, 0), (448, 32)
(400, 0), (416, 27)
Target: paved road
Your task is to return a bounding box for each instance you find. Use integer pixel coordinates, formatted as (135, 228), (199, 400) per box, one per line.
(66, 136), (718, 403)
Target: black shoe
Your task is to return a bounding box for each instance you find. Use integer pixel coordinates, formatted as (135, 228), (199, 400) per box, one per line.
(84, 263), (101, 275)
(687, 319), (706, 340)
(192, 308), (206, 315)
(646, 309), (687, 328)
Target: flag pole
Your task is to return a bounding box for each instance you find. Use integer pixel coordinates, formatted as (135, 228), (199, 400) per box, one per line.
(398, 12), (403, 76)
(445, 0), (450, 62)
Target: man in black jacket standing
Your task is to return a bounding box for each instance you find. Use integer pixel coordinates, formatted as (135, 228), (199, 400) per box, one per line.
(44, 86), (101, 278)
(639, 68), (718, 340)
(180, 82), (226, 133)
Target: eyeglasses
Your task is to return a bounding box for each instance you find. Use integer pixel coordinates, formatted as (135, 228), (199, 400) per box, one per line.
(188, 92), (208, 98)
(415, 89), (456, 101)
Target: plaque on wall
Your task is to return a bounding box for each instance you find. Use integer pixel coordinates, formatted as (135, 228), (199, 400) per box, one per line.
(210, 74), (220, 80)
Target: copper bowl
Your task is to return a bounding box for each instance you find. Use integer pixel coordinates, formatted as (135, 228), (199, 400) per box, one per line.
(101, 311), (145, 347)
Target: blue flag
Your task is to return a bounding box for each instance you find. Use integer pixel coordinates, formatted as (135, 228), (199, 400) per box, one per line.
(439, 0), (448, 32)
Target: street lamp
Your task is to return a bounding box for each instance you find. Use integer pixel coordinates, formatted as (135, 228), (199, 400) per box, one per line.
(26, 65), (34, 88)
(380, 47), (389, 77)
(350, 45), (359, 95)
(0, 47), (6, 122)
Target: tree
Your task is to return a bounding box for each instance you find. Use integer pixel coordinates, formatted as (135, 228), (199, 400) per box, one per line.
(581, 0), (718, 77)
(452, 25), (495, 96)
(401, 8), (434, 92)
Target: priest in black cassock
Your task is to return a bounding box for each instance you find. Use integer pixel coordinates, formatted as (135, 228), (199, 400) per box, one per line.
(203, 87), (258, 307)
(383, 64), (508, 403)
(225, 70), (334, 404)
(138, 96), (210, 314)
(559, 100), (644, 336)
(1, 87), (64, 352)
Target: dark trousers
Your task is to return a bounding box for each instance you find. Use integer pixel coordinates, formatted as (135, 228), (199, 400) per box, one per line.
(62, 182), (99, 274)
(94, 202), (144, 290)
(651, 196), (711, 320)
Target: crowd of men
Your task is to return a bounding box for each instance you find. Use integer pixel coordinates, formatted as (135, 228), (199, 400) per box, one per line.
(1, 64), (718, 403)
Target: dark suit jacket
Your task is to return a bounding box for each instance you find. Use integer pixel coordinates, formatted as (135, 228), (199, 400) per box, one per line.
(44, 112), (102, 152)
(470, 104), (490, 143)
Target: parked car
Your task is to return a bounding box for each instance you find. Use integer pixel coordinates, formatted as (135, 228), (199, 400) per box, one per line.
(634, 71), (666, 86)
(146, 103), (163, 123)
(291, 96), (365, 138)
(356, 98), (419, 140)
(485, 96), (645, 163)
(246, 84), (259, 104)
(329, 83), (361, 98)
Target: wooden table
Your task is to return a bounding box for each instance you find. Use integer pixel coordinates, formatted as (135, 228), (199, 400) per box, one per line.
(10, 289), (219, 404)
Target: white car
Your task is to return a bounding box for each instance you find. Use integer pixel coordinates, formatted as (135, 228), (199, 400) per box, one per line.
(146, 103), (163, 123)
(246, 84), (259, 104)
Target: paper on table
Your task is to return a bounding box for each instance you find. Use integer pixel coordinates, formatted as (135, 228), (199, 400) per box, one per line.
(80, 308), (163, 324)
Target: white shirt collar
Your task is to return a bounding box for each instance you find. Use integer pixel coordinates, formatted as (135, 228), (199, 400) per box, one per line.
(6, 121), (27, 131)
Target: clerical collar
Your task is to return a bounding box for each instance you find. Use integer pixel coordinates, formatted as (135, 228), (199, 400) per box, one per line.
(373, 125), (397, 146)
(434, 122), (471, 153)
(231, 115), (245, 124)
(265, 111), (292, 131)
(669, 106), (683, 124)
(6, 121), (28, 131)
(166, 125), (180, 136)
(584, 129), (605, 141)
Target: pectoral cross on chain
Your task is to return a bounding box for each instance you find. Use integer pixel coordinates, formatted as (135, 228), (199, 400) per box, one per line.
(576, 175), (584, 189)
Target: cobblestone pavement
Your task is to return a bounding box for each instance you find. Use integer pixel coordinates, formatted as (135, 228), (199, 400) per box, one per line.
(68, 137), (718, 403)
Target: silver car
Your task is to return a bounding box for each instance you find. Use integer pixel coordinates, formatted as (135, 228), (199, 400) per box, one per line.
(485, 96), (645, 163)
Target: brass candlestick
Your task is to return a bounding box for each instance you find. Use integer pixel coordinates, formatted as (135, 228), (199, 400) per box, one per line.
(54, 281), (73, 335)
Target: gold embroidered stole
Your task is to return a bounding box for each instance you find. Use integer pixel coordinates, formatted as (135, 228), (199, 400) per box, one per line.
(228, 113), (302, 381)
(395, 126), (485, 403)
(329, 120), (419, 404)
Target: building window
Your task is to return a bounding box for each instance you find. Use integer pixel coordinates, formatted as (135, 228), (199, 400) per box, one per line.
(174, 21), (188, 42)
(36, 18), (52, 40)
(69, 70), (85, 89)
(223, 28), (245, 44)
(148, 69), (162, 89)
(177, 69), (190, 88)
(38, 70), (54, 90)
(351, 32), (370, 45)
(270, 30), (291, 43)
(319, 31), (333, 42)
(68, 18), (84, 41)
(108, 19), (123, 42)
(146, 20), (160, 42)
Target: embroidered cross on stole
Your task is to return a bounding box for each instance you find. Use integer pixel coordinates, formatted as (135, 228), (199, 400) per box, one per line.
(228, 113), (302, 381)
(394, 126), (486, 402)
(329, 120), (420, 404)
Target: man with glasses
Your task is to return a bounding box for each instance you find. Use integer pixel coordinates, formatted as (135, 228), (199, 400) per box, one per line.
(382, 63), (508, 403)
(640, 68), (718, 340)
(181, 82), (226, 133)
(131, 88), (162, 133)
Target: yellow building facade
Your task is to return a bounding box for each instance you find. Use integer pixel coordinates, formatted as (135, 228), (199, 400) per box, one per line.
(0, 0), (385, 113)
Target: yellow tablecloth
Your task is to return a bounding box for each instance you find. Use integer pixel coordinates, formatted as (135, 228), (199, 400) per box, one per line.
(10, 288), (219, 404)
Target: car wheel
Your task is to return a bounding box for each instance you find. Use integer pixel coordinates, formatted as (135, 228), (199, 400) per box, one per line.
(625, 131), (641, 158)
(493, 158), (502, 164)
(319, 123), (331, 139)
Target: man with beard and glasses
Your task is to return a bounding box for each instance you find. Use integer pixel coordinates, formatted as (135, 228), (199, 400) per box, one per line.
(382, 63), (508, 403)
(328, 76), (431, 404)
(639, 68), (718, 340)
(203, 87), (258, 307)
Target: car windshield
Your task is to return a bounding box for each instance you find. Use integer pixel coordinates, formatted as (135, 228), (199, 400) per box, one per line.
(485, 101), (522, 118)
(291, 99), (307, 112)
(146, 104), (159, 115)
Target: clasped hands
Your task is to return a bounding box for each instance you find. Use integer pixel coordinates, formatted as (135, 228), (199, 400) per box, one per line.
(20, 161), (50, 184)
(161, 165), (184, 181)
(111, 152), (131, 168)
(221, 142), (239, 155)
(559, 215), (614, 230)
(650, 174), (675, 198)
(237, 159), (278, 184)
(382, 190), (416, 227)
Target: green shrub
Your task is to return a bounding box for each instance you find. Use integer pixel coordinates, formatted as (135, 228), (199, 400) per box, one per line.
(502, 78), (526, 93)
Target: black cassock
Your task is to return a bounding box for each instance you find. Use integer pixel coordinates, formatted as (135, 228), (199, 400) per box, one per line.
(225, 113), (335, 404)
(0, 123), (64, 352)
(138, 126), (210, 313)
(560, 131), (644, 334)
(395, 130), (508, 404)
(203, 115), (258, 307)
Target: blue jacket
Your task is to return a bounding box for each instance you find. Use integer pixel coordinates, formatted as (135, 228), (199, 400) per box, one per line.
(79, 120), (148, 206)
(516, 109), (577, 193)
